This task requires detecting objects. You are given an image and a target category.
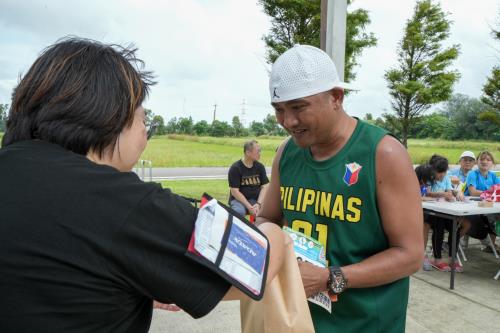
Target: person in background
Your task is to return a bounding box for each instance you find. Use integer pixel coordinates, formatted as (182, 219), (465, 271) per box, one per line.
(466, 151), (500, 252)
(0, 37), (285, 332)
(426, 155), (470, 272)
(415, 164), (436, 271)
(228, 140), (269, 217)
(448, 151), (476, 195)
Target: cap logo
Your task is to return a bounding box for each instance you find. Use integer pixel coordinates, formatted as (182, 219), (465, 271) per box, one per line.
(273, 88), (280, 99)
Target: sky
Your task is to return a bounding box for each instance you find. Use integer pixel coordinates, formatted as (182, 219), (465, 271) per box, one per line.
(0, 0), (498, 125)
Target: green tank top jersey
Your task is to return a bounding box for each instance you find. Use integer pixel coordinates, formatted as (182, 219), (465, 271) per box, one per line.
(279, 120), (408, 333)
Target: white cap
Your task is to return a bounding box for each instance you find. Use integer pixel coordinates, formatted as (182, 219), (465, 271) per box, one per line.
(269, 44), (354, 103)
(460, 151), (476, 160)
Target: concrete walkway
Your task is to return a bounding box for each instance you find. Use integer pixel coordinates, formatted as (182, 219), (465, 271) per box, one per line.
(149, 238), (500, 333)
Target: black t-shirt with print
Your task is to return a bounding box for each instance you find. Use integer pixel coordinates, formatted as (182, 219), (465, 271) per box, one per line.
(228, 159), (269, 202)
(0, 140), (230, 332)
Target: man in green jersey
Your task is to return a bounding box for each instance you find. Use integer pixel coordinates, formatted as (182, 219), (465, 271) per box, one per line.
(256, 45), (423, 332)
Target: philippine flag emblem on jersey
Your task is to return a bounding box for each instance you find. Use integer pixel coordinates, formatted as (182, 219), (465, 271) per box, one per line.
(343, 162), (362, 186)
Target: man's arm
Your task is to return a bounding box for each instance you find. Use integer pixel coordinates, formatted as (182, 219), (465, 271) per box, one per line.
(342, 136), (423, 287)
(255, 140), (289, 227)
(230, 187), (254, 213)
(299, 136), (423, 295)
(253, 184), (269, 215)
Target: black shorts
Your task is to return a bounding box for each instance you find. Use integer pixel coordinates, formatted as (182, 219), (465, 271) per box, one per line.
(467, 215), (496, 239)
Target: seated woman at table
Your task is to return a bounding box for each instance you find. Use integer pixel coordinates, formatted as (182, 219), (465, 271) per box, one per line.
(415, 164), (436, 271)
(466, 151), (500, 252)
(426, 155), (471, 272)
(448, 150), (476, 195)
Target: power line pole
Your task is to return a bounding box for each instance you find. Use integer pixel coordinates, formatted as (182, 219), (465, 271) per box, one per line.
(212, 102), (217, 123)
(241, 99), (247, 128)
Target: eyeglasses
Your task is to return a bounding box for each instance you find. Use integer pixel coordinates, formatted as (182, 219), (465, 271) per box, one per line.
(145, 119), (160, 141)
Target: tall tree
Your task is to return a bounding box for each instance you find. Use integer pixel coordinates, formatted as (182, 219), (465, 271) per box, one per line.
(231, 116), (245, 137)
(480, 13), (500, 129)
(151, 115), (166, 136)
(384, 0), (460, 147)
(259, 0), (377, 83)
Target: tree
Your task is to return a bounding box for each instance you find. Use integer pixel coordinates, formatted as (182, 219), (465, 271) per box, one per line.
(144, 108), (154, 128)
(177, 117), (194, 134)
(259, 0), (377, 83)
(263, 113), (286, 136)
(439, 94), (492, 140)
(151, 115), (166, 136)
(480, 16), (500, 129)
(481, 67), (500, 114)
(384, 0), (460, 147)
(210, 120), (231, 137)
(193, 120), (210, 136)
(231, 116), (245, 137)
(410, 113), (449, 139)
(165, 117), (179, 134)
(0, 104), (8, 132)
(363, 113), (373, 121)
(250, 121), (266, 136)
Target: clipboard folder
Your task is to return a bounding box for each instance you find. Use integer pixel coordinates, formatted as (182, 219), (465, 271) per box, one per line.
(186, 193), (270, 300)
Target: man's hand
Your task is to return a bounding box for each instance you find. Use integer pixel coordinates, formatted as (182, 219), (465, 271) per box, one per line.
(250, 203), (261, 216)
(298, 261), (329, 297)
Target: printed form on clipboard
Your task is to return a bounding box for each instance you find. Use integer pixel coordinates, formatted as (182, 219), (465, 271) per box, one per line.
(283, 226), (336, 313)
(187, 196), (269, 300)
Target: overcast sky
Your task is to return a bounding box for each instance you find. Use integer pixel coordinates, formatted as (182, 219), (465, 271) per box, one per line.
(0, 0), (498, 125)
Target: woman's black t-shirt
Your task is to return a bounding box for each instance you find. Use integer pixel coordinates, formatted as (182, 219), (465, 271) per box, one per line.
(0, 140), (230, 332)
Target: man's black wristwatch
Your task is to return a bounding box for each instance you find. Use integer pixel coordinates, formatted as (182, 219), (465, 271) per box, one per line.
(327, 266), (348, 295)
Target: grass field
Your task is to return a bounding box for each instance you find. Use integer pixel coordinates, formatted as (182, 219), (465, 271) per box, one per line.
(1, 132), (497, 166)
(142, 134), (499, 167)
(160, 179), (229, 203)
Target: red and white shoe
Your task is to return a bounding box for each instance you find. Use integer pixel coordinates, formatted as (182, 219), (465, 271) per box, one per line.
(450, 262), (464, 273)
(431, 260), (451, 272)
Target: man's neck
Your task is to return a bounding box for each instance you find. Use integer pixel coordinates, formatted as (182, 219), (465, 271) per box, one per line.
(242, 157), (254, 168)
(310, 113), (357, 161)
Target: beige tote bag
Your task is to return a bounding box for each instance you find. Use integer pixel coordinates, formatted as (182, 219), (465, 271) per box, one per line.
(240, 235), (315, 333)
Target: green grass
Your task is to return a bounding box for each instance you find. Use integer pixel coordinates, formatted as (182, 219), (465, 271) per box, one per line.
(407, 139), (500, 164)
(140, 134), (283, 167)
(160, 179), (229, 203)
(142, 135), (499, 167)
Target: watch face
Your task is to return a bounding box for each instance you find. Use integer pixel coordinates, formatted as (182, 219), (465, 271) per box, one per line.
(329, 267), (347, 295)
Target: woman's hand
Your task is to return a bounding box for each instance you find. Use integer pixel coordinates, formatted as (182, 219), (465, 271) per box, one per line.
(153, 301), (181, 312)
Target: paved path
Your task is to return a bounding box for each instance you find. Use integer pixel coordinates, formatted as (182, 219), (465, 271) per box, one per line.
(149, 238), (500, 332)
(133, 167), (271, 181)
(134, 165), (499, 181)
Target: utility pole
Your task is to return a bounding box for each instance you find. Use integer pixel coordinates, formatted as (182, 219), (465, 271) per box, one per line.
(212, 102), (217, 123)
(320, 0), (347, 81)
(241, 99), (247, 128)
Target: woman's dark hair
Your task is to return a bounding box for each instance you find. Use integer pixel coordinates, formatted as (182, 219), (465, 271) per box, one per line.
(428, 154), (449, 173)
(415, 164), (436, 185)
(2, 37), (155, 157)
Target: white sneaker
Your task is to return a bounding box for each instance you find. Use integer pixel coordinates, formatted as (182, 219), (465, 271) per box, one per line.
(423, 255), (432, 271)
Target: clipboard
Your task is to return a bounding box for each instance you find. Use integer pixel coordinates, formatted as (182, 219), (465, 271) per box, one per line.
(186, 193), (270, 300)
